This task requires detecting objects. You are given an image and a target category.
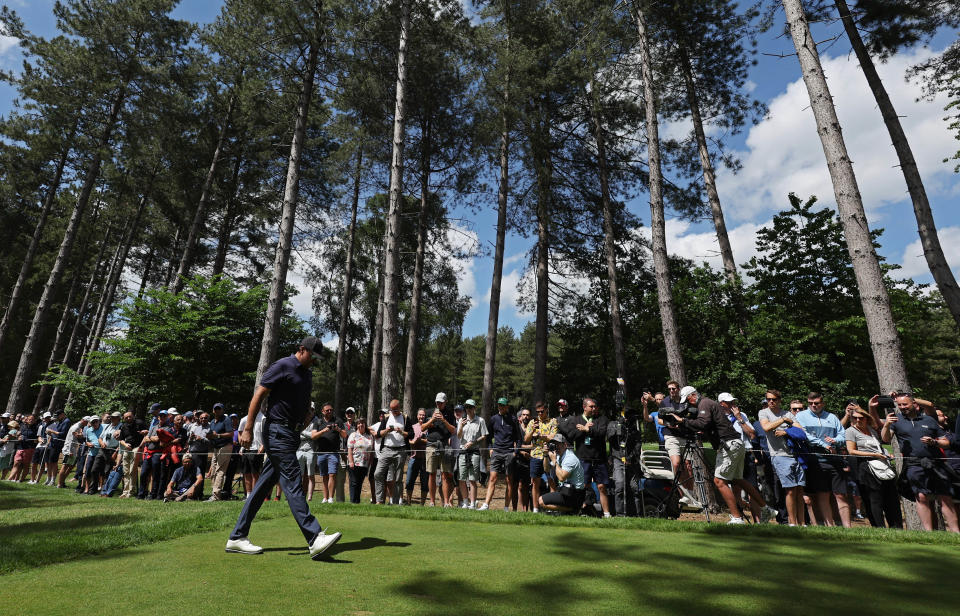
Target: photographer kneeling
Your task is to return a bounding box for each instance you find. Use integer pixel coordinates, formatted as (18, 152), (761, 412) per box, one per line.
(539, 434), (585, 514)
(672, 386), (776, 524)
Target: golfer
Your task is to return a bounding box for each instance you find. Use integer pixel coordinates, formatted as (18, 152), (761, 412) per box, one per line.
(226, 336), (341, 559)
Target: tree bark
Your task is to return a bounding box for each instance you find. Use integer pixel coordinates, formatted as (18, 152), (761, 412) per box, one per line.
(212, 155), (244, 277)
(171, 92), (236, 292)
(379, 0), (411, 409)
(835, 0), (960, 330)
(334, 145), (362, 413)
(162, 226), (182, 290)
(32, 267), (82, 413)
(402, 126), (431, 417)
(633, 4), (687, 384)
(367, 267), (385, 425)
(533, 132), (551, 405)
(0, 119), (77, 355)
(5, 85), (127, 415)
(590, 85), (629, 401)
(137, 246), (154, 300)
(255, 42), (319, 387)
(482, 98), (510, 421)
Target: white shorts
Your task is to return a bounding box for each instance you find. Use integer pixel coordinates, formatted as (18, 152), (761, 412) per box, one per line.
(664, 435), (688, 458)
(296, 450), (317, 476)
(714, 439), (745, 481)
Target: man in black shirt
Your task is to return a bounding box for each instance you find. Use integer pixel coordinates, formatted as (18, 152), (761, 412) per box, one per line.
(116, 412), (145, 498)
(207, 403), (234, 501)
(561, 398), (611, 518)
(315, 403), (346, 503)
(228, 337), (341, 559)
(479, 398), (520, 511)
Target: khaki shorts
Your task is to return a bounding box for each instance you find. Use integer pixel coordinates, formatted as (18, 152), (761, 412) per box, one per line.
(61, 453), (77, 466)
(714, 439), (746, 481)
(664, 435), (688, 458)
(425, 444), (453, 473)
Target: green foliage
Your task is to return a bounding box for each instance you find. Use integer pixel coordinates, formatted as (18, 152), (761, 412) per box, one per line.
(44, 275), (306, 414)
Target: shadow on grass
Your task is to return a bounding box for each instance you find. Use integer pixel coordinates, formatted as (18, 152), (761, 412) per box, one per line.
(0, 483), (77, 511)
(389, 529), (960, 615)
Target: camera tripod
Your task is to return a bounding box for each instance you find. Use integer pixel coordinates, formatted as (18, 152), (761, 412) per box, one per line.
(668, 433), (714, 523)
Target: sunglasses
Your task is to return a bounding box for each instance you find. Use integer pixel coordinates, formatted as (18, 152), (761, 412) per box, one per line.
(765, 397), (779, 402)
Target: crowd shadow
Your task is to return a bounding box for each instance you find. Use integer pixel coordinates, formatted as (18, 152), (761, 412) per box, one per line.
(387, 529), (960, 615)
(0, 484), (74, 511)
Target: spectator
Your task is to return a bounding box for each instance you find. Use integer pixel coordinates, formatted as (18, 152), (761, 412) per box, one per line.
(880, 392), (958, 532)
(94, 412), (122, 496)
(164, 453), (203, 502)
(479, 398), (519, 511)
(238, 409), (265, 497)
(641, 392), (666, 448)
(116, 412), (144, 498)
(315, 403), (346, 503)
(513, 408), (533, 512)
(448, 405), (466, 507)
(188, 412), (212, 488)
(759, 396), (806, 527)
(139, 410), (170, 500)
(458, 399), (487, 510)
(29, 412), (52, 483)
(539, 434), (585, 514)
(405, 408), (428, 505)
(1, 419), (18, 480)
(43, 409), (70, 486)
(845, 405), (902, 528)
(423, 393), (456, 507)
(224, 413), (241, 498)
(346, 418), (373, 504)
(9, 413), (39, 483)
(81, 416), (104, 494)
(57, 416), (87, 488)
(368, 409), (386, 503)
(718, 393), (776, 523)
(557, 399), (571, 420)
(297, 405), (321, 501)
(795, 391), (853, 527)
(372, 399), (409, 505)
(658, 381), (699, 508)
(337, 407), (359, 502)
(562, 398), (611, 518)
(206, 403), (234, 501)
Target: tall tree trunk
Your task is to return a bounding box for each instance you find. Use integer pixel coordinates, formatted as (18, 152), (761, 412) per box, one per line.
(367, 268), (385, 424)
(212, 155), (244, 277)
(137, 246), (154, 300)
(255, 42), (319, 387)
(532, 127), (551, 405)
(782, 0), (916, 528)
(482, 93), (510, 421)
(678, 47), (737, 283)
(835, 0), (960, 330)
(162, 226), (182, 290)
(46, 218), (117, 413)
(402, 128), (431, 417)
(590, 86), (629, 400)
(633, 4), (687, 384)
(334, 145), (362, 413)
(379, 0), (411, 408)
(5, 85), (127, 415)
(0, 120), (77, 355)
(32, 267), (82, 413)
(172, 93), (236, 292)
(80, 192), (148, 377)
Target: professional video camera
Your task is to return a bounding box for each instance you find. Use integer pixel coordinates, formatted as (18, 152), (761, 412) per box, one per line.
(660, 401), (698, 429)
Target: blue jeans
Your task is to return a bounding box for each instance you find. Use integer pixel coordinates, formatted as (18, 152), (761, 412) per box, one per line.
(405, 456), (427, 494)
(230, 421), (322, 544)
(139, 454), (163, 499)
(101, 467), (122, 496)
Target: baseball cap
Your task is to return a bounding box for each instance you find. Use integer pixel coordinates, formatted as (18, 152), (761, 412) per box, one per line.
(454, 404), (464, 412)
(300, 336), (323, 355)
(111, 411), (122, 417)
(182, 453), (193, 461)
(213, 402), (224, 410)
(42, 411), (51, 418)
(345, 407), (356, 414)
(435, 392), (447, 403)
(497, 397), (509, 405)
(149, 403), (161, 413)
(0, 413), (9, 418)
(464, 399), (476, 407)
(157, 409), (168, 416)
(184, 411), (194, 418)
(557, 399), (568, 407)
(90, 416), (101, 422)
(55, 409), (65, 415)
(379, 408), (388, 415)
(717, 393), (736, 403)
(679, 386), (697, 400)
(551, 433), (567, 444)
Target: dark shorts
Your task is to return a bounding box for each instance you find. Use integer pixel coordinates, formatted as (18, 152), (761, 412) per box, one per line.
(33, 447), (46, 464)
(489, 450), (515, 475)
(44, 445), (63, 464)
(582, 461), (609, 487)
(514, 456), (531, 481)
(805, 458), (847, 494)
(530, 457), (546, 479)
(241, 452), (263, 475)
(904, 463), (954, 497)
(541, 486), (585, 510)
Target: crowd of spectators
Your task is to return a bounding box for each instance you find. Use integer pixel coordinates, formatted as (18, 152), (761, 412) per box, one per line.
(3, 382), (959, 532)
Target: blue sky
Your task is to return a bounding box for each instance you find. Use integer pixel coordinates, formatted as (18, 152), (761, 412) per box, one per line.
(2, 1), (958, 343)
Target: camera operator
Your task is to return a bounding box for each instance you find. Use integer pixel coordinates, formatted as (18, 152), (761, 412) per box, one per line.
(560, 398), (611, 518)
(607, 401), (643, 516)
(539, 435), (585, 513)
(672, 386), (772, 524)
(880, 392), (959, 532)
(659, 381), (700, 508)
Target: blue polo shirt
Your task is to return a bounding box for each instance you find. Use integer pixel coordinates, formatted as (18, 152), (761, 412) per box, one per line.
(889, 412), (944, 460)
(488, 412), (520, 452)
(171, 464), (201, 491)
(209, 416), (233, 448)
(259, 354), (312, 424)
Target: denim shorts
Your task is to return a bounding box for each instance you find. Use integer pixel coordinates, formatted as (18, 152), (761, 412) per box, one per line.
(316, 452), (339, 476)
(771, 455), (805, 488)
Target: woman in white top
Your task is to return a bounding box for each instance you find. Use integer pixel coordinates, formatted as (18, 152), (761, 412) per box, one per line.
(346, 419), (373, 504)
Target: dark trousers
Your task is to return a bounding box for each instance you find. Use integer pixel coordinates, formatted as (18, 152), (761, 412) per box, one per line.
(405, 456), (427, 494)
(138, 454), (163, 498)
(612, 458), (641, 516)
(860, 474), (904, 529)
(230, 421), (321, 544)
(349, 465), (367, 504)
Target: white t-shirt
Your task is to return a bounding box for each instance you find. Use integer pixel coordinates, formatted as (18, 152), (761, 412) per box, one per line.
(372, 413), (406, 448)
(62, 421), (84, 455)
(238, 413), (265, 452)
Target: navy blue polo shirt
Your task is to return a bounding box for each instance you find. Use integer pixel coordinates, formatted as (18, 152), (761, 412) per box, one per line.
(488, 412), (520, 452)
(889, 412), (944, 460)
(260, 354), (312, 425)
(50, 417), (71, 447)
(171, 464), (201, 491)
(209, 415), (233, 448)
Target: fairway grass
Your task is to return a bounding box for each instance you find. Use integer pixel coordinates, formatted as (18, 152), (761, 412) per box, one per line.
(3, 482), (960, 615)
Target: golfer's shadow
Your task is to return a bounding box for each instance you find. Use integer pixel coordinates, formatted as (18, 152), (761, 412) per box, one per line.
(266, 536), (411, 564)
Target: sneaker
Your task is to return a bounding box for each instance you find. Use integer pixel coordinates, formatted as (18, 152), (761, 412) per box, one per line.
(477, 503), (489, 511)
(398, 498), (406, 505)
(727, 517), (747, 525)
(460, 501), (469, 508)
(603, 512), (612, 519)
(467, 502), (475, 510)
(760, 506), (777, 523)
(225, 537), (263, 555)
(854, 510), (865, 520)
(532, 507), (539, 513)
(28, 480), (37, 485)
(308, 530), (342, 560)
(207, 495), (219, 502)
(504, 507), (510, 512)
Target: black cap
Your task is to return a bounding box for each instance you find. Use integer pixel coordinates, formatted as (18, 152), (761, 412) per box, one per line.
(149, 403), (161, 413)
(55, 408), (65, 415)
(300, 336), (322, 354)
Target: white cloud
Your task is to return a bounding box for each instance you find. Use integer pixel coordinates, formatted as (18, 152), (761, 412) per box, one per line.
(440, 224), (479, 309)
(322, 335), (339, 351)
(897, 226), (960, 279)
(482, 267), (533, 319)
(0, 35), (16, 56)
(634, 218), (766, 275)
(715, 47), (958, 224)
(286, 257), (315, 319)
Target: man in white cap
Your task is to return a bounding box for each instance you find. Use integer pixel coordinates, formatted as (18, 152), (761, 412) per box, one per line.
(422, 392), (456, 507)
(672, 387), (776, 524)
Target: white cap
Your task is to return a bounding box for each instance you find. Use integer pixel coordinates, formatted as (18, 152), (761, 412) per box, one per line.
(679, 386), (697, 400)
(718, 392), (736, 403)
(167, 407), (177, 414)
(42, 411), (52, 418)
(435, 392), (447, 403)
(0, 413), (9, 418)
